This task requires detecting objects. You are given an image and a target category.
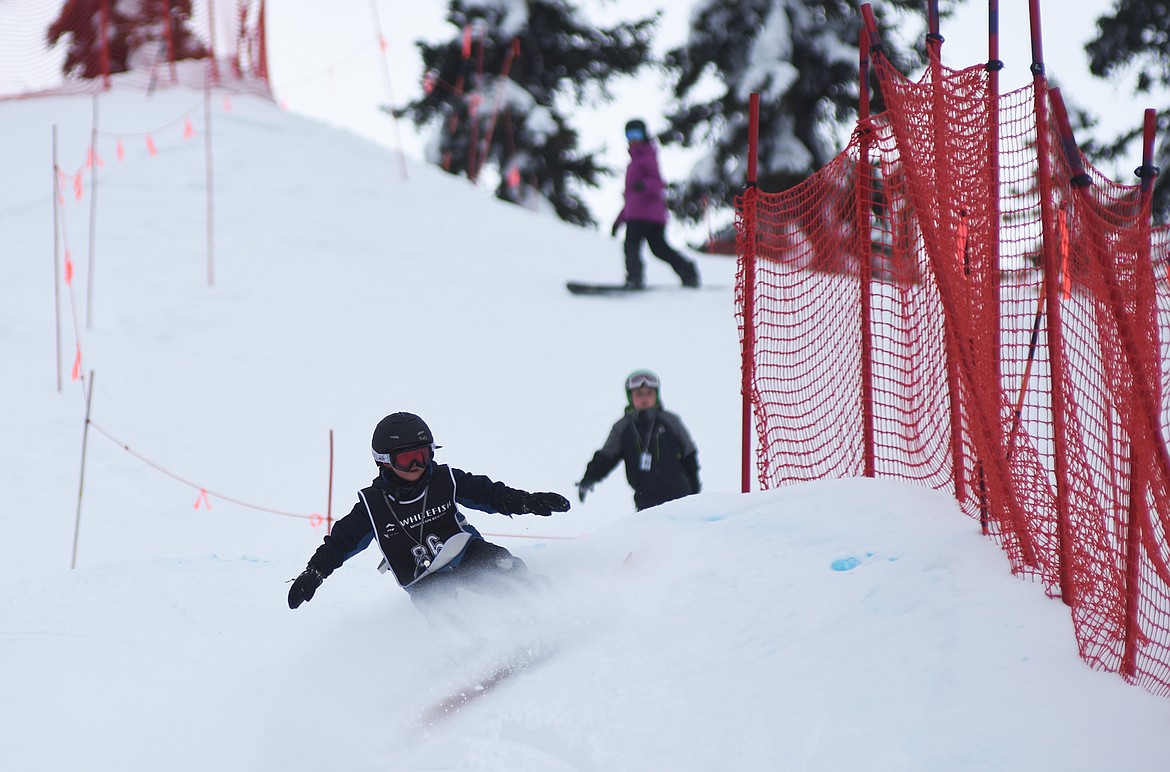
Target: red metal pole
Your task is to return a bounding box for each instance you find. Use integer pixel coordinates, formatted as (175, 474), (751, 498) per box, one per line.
(988, 0), (1003, 380)
(858, 28), (876, 478)
(1120, 107), (1160, 680)
(740, 93), (760, 493)
(925, 0), (969, 506)
(1031, 0), (1075, 595)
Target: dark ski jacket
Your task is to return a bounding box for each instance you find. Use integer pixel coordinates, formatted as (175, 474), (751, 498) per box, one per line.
(305, 463), (528, 590)
(581, 405), (700, 511)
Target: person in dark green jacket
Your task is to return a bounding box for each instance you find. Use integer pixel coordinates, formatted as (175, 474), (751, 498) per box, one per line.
(577, 370), (701, 511)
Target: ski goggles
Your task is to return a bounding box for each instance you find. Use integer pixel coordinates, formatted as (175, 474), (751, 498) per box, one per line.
(373, 444), (434, 472)
(625, 126), (646, 142)
(625, 372), (660, 391)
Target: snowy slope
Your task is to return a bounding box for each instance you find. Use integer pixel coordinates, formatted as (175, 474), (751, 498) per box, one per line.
(1, 86), (1168, 772)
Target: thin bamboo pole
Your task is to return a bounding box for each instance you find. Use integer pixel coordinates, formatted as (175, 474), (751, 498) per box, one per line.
(205, 81), (215, 287)
(53, 125), (62, 393)
(86, 96), (99, 329)
(71, 371), (95, 569)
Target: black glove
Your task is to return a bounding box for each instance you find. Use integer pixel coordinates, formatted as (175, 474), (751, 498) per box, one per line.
(577, 479), (595, 503)
(288, 566), (324, 609)
(610, 219), (622, 237)
(522, 491), (571, 516)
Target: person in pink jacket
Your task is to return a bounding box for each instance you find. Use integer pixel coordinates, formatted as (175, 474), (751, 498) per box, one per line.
(611, 119), (700, 289)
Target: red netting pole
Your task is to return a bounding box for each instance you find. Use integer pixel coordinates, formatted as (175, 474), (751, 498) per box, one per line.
(1051, 89), (1169, 675)
(1030, 2), (1075, 600)
(857, 28), (876, 478)
(1123, 107), (1160, 679)
(740, 93), (760, 494)
(1140, 109), (1159, 197)
(927, 0), (942, 58)
(926, 3), (969, 504)
(987, 0), (1003, 378)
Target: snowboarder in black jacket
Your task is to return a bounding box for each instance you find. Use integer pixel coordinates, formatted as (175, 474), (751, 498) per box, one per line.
(577, 370), (700, 511)
(287, 412), (570, 612)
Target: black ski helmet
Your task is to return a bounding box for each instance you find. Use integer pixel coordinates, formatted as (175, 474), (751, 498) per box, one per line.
(371, 412), (434, 464)
(625, 118), (648, 140)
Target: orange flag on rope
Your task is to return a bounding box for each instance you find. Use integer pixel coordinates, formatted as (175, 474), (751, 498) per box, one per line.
(73, 172), (83, 201)
(146, 135), (157, 156)
(116, 138), (125, 162)
(223, 96), (232, 112)
(194, 489), (211, 509)
(65, 250), (74, 284)
(183, 117), (195, 140)
(71, 345), (82, 381)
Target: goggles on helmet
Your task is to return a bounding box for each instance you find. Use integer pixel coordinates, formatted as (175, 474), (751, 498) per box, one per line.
(625, 127), (646, 142)
(373, 444), (434, 472)
(625, 372), (660, 391)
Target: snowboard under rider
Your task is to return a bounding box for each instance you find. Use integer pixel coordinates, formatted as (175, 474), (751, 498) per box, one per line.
(287, 412), (570, 612)
(577, 370), (701, 511)
(610, 118), (700, 290)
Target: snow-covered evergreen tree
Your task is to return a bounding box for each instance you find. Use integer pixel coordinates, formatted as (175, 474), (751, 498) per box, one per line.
(47, 0), (208, 80)
(661, 0), (930, 223)
(395, 0), (655, 226)
(1085, 0), (1170, 223)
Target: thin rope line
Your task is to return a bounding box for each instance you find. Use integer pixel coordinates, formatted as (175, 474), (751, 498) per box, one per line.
(87, 420), (314, 520)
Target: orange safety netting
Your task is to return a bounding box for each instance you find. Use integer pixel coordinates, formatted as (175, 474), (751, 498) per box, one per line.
(0, 0), (268, 99)
(737, 55), (1170, 697)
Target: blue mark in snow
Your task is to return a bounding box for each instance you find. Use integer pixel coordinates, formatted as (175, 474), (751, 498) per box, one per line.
(831, 556), (861, 572)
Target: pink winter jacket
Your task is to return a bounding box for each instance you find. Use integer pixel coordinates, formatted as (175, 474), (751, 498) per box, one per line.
(616, 141), (669, 225)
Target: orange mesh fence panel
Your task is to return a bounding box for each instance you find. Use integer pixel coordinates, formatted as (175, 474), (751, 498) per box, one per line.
(738, 54), (1170, 696)
(0, 0), (269, 99)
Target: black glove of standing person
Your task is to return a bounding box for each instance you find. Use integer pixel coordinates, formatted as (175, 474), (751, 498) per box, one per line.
(610, 219), (622, 237)
(522, 491), (571, 516)
(577, 479), (595, 503)
(288, 566), (324, 609)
